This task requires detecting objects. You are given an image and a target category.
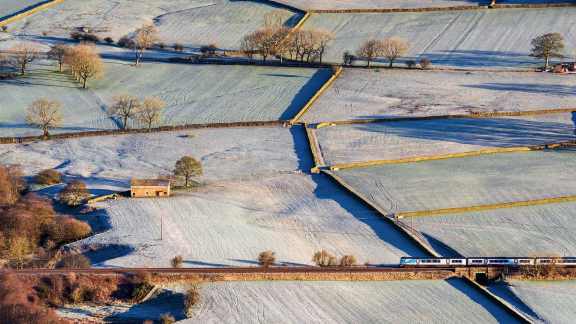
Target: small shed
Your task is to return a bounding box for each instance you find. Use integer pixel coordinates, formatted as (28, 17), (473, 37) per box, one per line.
(130, 179), (171, 198)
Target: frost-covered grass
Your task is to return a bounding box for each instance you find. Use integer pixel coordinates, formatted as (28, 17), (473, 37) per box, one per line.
(6, 0), (297, 49)
(69, 173), (424, 267)
(490, 280), (576, 324)
(0, 0), (43, 17)
(316, 113), (576, 165)
(303, 8), (576, 68)
(0, 61), (331, 136)
(183, 280), (519, 323)
(303, 69), (576, 123)
(277, 0), (569, 10)
(336, 148), (576, 214)
(408, 201), (576, 257)
(0, 127), (306, 190)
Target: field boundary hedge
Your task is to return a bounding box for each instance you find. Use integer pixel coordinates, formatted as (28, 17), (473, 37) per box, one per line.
(290, 66), (343, 124)
(396, 195), (576, 219)
(0, 120), (284, 144)
(460, 276), (532, 323)
(307, 2), (576, 13)
(303, 124), (325, 173)
(0, 0), (64, 27)
(329, 142), (574, 171)
(322, 170), (440, 258)
(315, 107), (576, 128)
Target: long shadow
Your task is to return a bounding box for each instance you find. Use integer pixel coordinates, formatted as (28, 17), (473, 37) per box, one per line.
(183, 260), (230, 267)
(411, 50), (539, 68)
(356, 117), (576, 148)
(106, 290), (186, 323)
(280, 68), (334, 120)
(0, 0), (54, 22)
(446, 278), (522, 323)
(464, 83), (576, 97)
(289, 125), (314, 172)
(82, 244), (135, 265)
(487, 282), (542, 321)
(421, 232), (463, 257)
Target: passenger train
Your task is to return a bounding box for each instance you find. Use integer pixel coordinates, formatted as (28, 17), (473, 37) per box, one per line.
(400, 257), (576, 267)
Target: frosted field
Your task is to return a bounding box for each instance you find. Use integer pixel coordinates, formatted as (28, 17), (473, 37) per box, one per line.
(69, 173), (423, 267)
(303, 69), (576, 123)
(336, 148), (576, 214)
(184, 280), (519, 323)
(316, 113), (576, 165)
(491, 280), (576, 324)
(277, 0), (568, 10)
(303, 8), (576, 68)
(0, 63), (117, 137)
(0, 61), (331, 136)
(0, 0), (43, 17)
(0, 127), (306, 191)
(155, 0), (300, 50)
(409, 201), (576, 257)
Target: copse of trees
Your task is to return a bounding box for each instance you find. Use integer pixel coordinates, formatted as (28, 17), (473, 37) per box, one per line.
(58, 180), (91, 207)
(25, 98), (63, 138)
(108, 95), (166, 130)
(64, 44), (103, 88)
(357, 37), (409, 68)
(530, 32), (565, 70)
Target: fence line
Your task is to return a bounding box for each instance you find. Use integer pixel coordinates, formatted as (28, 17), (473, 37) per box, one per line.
(303, 124), (325, 173)
(0, 0), (64, 27)
(308, 2), (576, 13)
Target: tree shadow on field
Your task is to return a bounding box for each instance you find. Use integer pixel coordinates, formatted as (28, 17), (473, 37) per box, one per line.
(280, 68), (334, 121)
(419, 50), (537, 69)
(464, 83), (576, 97)
(106, 290), (186, 323)
(487, 282), (543, 321)
(356, 117), (576, 148)
(446, 278), (524, 322)
(183, 259), (230, 267)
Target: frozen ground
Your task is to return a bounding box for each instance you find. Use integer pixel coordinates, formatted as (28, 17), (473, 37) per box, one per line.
(336, 148), (576, 214)
(316, 113), (576, 165)
(6, 0), (297, 50)
(408, 201), (576, 257)
(0, 127), (306, 191)
(303, 8), (576, 68)
(303, 69), (576, 123)
(0, 0), (43, 17)
(0, 60), (331, 136)
(490, 280), (576, 324)
(57, 280), (520, 323)
(277, 0), (570, 10)
(69, 173), (423, 267)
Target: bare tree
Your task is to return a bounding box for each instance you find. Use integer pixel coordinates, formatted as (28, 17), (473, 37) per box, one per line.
(47, 44), (69, 72)
(108, 95), (141, 129)
(381, 37), (409, 68)
(312, 250), (337, 267)
(264, 10), (290, 29)
(9, 43), (40, 75)
(530, 32), (565, 70)
(65, 44), (103, 88)
(174, 156), (202, 187)
(137, 97), (165, 130)
(240, 32), (259, 61)
(59, 180), (90, 207)
(339, 255), (357, 267)
(356, 39), (384, 68)
(258, 250), (276, 267)
(25, 99), (63, 138)
(133, 24), (159, 66)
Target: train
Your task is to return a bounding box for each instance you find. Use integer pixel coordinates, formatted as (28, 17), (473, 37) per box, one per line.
(400, 257), (576, 267)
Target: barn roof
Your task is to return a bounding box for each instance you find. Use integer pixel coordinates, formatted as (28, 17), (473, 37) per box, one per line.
(131, 179), (171, 187)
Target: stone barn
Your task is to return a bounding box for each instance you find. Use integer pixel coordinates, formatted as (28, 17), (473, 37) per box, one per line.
(130, 179), (171, 198)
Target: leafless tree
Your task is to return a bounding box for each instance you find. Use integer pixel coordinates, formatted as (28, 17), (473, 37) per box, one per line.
(9, 43), (40, 75)
(530, 32), (565, 70)
(65, 44), (103, 88)
(133, 24), (159, 65)
(137, 97), (165, 130)
(258, 250), (276, 267)
(25, 98), (63, 138)
(356, 39), (384, 68)
(381, 37), (409, 68)
(264, 10), (290, 29)
(312, 250), (337, 267)
(47, 44), (69, 72)
(108, 95), (141, 129)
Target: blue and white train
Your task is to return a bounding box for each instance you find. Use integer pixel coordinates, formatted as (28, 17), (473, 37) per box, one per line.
(400, 257), (576, 267)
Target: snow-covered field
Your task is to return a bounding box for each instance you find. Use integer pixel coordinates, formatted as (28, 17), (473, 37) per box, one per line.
(70, 173), (423, 267)
(277, 0), (570, 10)
(336, 148), (576, 214)
(303, 8), (576, 68)
(409, 201), (576, 257)
(0, 0), (43, 17)
(0, 127), (306, 189)
(0, 61), (331, 136)
(491, 280), (576, 324)
(303, 69), (576, 123)
(316, 113), (576, 165)
(6, 0), (297, 50)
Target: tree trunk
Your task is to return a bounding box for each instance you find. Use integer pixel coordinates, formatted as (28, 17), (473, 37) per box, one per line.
(59, 62), (63, 72)
(148, 120), (152, 131)
(185, 176), (189, 187)
(123, 116), (129, 130)
(20, 64), (25, 75)
(43, 127), (49, 139)
(545, 55), (550, 70)
(82, 77), (87, 89)
(389, 59), (394, 68)
(367, 59), (371, 68)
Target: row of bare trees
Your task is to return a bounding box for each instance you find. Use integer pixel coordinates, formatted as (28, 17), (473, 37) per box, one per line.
(356, 37), (409, 68)
(108, 95), (166, 130)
